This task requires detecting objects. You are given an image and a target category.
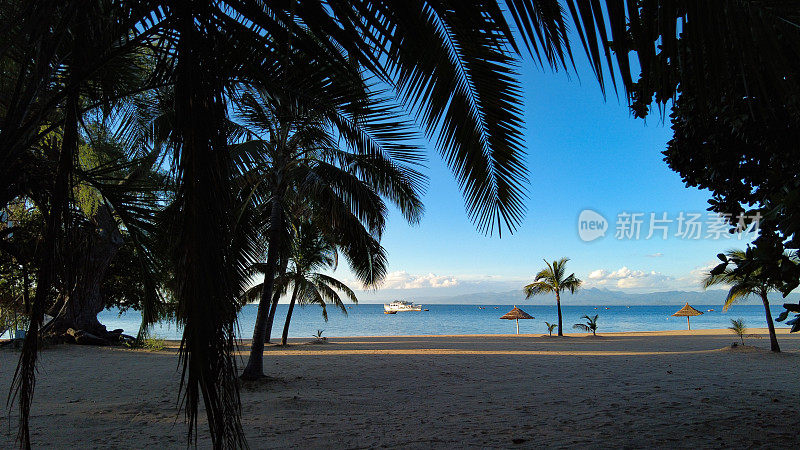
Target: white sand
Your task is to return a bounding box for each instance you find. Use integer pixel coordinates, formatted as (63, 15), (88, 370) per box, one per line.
(2, 328), (800, 448)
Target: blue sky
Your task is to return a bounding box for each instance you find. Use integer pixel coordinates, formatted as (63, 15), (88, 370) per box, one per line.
(333, 47), (749, 300)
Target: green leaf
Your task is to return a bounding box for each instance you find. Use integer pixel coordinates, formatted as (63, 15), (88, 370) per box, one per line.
(782, 303), (800, 313)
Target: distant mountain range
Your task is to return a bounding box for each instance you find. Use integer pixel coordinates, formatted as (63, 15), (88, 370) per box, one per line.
(356, 287), (800, 306)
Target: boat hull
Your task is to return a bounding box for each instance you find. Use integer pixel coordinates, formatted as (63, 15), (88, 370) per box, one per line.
(384, 301), (423, 312)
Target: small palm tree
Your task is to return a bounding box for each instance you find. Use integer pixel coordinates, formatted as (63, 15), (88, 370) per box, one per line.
(729, 318), (747, 345)
(573, 315), (599, 336)
(544, 322), (557, 336)
(277, 222), (357, 346)
(524, 258), (583, 336)
(703, 249), (782, 352)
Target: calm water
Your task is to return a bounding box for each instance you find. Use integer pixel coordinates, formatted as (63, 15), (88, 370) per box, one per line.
(96, 303), (790, 340)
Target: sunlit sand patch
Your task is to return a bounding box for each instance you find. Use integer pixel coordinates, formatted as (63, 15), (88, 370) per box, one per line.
(233, 348), (725, 357)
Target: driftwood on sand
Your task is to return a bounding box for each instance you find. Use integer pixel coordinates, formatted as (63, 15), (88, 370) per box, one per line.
(64, 328), (135, 346)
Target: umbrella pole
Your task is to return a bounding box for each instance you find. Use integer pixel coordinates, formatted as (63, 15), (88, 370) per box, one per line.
(516, 318), (519, 334)
(687, 316), (690, 331)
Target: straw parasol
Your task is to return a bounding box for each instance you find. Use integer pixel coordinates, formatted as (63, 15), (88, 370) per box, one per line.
(671, 302), (703, 330)
(500, 306), (534, 334)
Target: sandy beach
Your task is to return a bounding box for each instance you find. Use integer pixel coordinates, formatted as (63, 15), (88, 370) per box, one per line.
(2, 329), (800, 448)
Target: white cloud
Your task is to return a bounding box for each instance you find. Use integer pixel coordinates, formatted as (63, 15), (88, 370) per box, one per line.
(375, 271), (460, 289)
(646, 252), (664, 257)
(584, 263), (717, 292)
(588, 269), (608, 279)
(683, 261), (718, 287)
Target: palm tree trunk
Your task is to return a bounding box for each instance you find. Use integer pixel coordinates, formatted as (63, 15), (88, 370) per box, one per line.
(556, 291), (563, 336)
(49, 204), (123, 336)
(242, 199), (283, 379)
(22, 266), (30, 313)
(760, 291), (780, 352)
(264, 287), (281, 343)
(281, 283), (300, 346)
(264, 256), (288, 343)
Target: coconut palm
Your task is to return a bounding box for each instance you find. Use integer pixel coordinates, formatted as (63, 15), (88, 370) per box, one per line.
(573, 314), (598, 336)
(524, 258), (582, 336)
(242, 220), (364, 346)
(544, 321), (557, 336)
(277, 222), (356, 346)
(702, 249), (783, 352)
(232, 87), (425, 379)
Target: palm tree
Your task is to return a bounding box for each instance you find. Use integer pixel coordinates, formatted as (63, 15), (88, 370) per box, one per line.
(242, 221), (361, 347)
(276, 222), (356, 346)
(233, 89), (424, 379)
(544, 322), (557, 336)
(1, 1), (608, 447)
(702, 249), (782, 352)
(573, 315), (598, 336)
(524, 258), (582, 336)
(3, 4), (162, 446)
(729, 318), (747, 346)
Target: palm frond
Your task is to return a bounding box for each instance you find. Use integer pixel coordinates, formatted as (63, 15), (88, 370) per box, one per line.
(169, 9), (245, 447)
(312, 273), (358, 305)
(724, 283), (756, 312)
(524, 281), (554, 298)
(307, 1), (544, 235)
(561, 273), (583, 294)
(559, 1), (800, 120)
(573, 323), (590, 332)
(701, 269), (735, 289)
(534, 267), (555, 284)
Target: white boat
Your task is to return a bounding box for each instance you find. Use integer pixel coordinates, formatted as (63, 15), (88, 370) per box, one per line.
(384, 300), (423, 312)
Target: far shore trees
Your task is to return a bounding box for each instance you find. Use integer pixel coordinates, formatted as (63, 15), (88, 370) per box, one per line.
(524, 258), (582, 336)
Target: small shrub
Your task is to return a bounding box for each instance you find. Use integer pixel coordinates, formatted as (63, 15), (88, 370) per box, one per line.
(126, 335), (166, 351)
(312, 329), (327, 342)
(143, 337), (166, 351)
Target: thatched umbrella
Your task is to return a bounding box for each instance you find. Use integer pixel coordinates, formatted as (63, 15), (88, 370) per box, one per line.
(672, 302), (703, 330)
(500, 306), (534, 334)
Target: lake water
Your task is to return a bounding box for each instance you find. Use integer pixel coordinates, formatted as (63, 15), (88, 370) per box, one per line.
(95, 303), (791, 340)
